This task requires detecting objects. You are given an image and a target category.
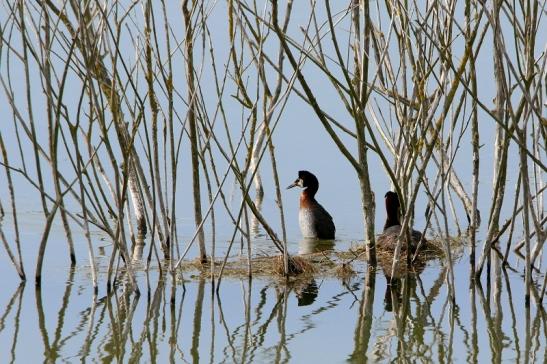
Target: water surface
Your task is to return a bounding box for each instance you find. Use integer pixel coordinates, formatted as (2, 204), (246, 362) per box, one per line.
(0, 231), (544, 363)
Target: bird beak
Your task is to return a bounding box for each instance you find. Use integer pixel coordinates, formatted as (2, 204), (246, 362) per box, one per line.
(287, 178), (300, 189)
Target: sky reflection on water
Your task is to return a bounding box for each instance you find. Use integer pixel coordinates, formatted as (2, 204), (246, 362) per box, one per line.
(0, 251), (544, 363)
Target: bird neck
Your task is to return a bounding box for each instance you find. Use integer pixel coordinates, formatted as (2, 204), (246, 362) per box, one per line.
(384, 204), (400, 229)
(383, 217), (400, 230)
(300, 188), (317, 208)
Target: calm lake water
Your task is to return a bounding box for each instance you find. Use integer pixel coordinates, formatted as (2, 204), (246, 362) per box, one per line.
(0, 212), (545, 363)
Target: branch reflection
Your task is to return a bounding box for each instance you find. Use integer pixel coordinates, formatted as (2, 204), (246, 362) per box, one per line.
(0, 258), (542, 362)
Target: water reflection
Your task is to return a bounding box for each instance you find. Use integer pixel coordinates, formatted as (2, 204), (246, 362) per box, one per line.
(298, 238), (335, 254)
(250, 192), (264, 238)
(0, 282), (24, 364)
(349, 267), (375, 363)
(0, 260), (544, 362)
(292, 279), (319, 306)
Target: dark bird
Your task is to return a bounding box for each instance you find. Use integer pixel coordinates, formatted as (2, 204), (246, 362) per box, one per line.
(377, 191), (424, 251)
(287, 171), (335, 240)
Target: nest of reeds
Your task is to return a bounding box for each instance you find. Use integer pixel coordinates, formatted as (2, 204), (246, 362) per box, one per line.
(176, 254), (317, 279)
(375, 235), (465, 279)
(377, 253), (427, 279)
(272, 255), (316, 276)
(174, 235), (463, 282)
(375, 237), (446, 260)
(335, 262), (356, 280)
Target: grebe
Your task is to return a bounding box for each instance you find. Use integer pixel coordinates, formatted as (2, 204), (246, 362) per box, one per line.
(287, 171), (335, 239)
(377, 191), (423, 251)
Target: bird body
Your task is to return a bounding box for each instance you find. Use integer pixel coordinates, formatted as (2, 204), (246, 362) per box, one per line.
(377, 225), (424, 251)
(377, 191), (423, 251)
(288, 171), (335, 240)
(299, 192), (335, 239)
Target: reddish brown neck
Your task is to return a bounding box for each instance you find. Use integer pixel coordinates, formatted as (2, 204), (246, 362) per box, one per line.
(300, 189), (316, 208)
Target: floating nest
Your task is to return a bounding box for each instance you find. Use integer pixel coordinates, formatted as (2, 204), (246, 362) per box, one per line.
(376, 235), (464, 279)
(272, 255), (316, 276)
(334, 262), (357, 280)
(177, 254), (317, 280)
(175, 235), (464, 282)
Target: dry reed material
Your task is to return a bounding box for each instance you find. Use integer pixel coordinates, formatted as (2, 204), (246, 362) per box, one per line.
(335, 262), (357, 280)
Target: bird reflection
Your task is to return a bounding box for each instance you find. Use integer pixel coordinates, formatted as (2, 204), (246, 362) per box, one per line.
(377, 253), (426, 312)
(294, 279), (319, 306)
(298, 238), (335, 254)
(383, 276), (419, 312)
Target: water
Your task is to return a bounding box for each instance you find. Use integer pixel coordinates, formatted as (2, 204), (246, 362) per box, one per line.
(0, 218), (545, 363)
